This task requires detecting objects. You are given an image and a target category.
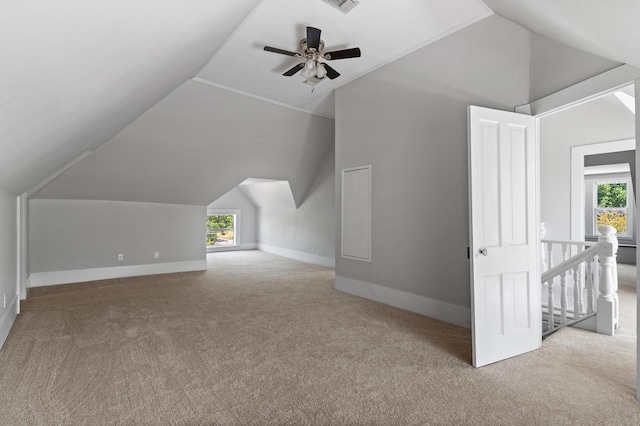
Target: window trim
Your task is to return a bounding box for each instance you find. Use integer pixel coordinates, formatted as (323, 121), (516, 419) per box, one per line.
(587, 177), (634, 240)
(206, 209), (241, 251)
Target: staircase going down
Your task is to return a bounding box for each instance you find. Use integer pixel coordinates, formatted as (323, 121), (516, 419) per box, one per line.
(541, 225), (619, 338)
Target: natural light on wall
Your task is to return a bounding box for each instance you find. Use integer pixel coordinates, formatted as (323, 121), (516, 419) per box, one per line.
(614, 90), (635, 114)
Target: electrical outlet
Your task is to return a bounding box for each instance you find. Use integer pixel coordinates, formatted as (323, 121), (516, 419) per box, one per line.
(117, 254), (124, 262)
(154, 252), (160, 259)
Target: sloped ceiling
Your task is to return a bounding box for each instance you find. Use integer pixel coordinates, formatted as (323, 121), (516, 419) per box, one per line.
(238, 179), (297, 210)
(196, 0), (492, 118)
(4, 0), (640, 204)
(483, 0), (640, 69)
(34, 81), (335, 207)
(0, 1), (261, 195)
(3, 0), (493, 204)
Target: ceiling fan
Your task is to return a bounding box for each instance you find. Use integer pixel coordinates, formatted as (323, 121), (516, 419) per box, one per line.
(264, 26), (361, 86)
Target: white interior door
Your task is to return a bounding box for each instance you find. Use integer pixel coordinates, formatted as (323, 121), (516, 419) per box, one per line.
(468, 106), (541, 367)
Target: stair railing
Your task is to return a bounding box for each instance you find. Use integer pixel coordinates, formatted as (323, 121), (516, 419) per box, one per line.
(540, 225), (618, 336)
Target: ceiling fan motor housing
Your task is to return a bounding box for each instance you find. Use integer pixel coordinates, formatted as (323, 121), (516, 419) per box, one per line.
(301, 39), (325, 57)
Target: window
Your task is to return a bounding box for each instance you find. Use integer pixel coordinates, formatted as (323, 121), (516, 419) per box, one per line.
(593, 179), (632, 237)
(206, 214), (236, 247)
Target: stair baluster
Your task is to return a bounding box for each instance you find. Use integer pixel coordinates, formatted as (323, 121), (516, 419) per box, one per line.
(541, 227), (618, 337)
(560, 272), (568, 324)
(547, 280), (555, 333)
(572, 266), (581, 320)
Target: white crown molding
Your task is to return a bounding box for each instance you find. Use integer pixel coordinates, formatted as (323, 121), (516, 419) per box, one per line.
(192, 78), (335, 119)
(193, 0), (268, 77)
(516, 64), (640, 117)
(27, 151), (92, 199)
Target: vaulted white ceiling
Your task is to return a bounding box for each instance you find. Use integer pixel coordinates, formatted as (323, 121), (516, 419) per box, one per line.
(0, 0), (493, 200)
(2, 0), (640, 203)
(196, 0), (492, 118)
(0, 0), (262, 195)
(483, 0), (640, 69)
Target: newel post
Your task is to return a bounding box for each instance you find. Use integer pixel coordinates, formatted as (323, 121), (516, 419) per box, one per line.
(596, 225), (618, 335)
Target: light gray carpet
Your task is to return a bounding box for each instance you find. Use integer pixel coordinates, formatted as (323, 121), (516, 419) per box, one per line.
(0, 251), (638, 425)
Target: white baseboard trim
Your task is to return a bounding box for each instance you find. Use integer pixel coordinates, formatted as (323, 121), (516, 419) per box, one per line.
(258, 244), (335, 269)
(207, 243), (258, 253)
(335, 275), (471, 329)
(0, 293), (18, 349)
(28, 260), (207, 288)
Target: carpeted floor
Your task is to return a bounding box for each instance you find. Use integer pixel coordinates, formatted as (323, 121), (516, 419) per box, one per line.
(0, 251), (638, 425)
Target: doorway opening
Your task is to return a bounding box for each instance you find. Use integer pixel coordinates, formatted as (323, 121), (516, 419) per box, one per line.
(538, 81), (637, 399)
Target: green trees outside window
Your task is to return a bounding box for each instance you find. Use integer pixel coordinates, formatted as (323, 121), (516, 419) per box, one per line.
(596, 182), (627, 235)
(207, 214), (235, 246)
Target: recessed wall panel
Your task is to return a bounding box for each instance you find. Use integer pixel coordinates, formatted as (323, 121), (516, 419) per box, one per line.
(341, 166), (371, 262)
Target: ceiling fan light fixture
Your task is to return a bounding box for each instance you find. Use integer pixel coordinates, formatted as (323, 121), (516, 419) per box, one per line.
(301, 66), (314, 79)
(315, 62), (327, 79)
(263, 26), (360, 86)
(305, 59), (316, 70)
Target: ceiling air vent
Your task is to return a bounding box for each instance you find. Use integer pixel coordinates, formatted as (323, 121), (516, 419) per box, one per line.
(321, 0), (360, 14)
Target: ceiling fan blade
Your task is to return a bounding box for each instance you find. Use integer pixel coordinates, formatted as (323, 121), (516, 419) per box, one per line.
(323, 63), (340, 80)
(264, 46), (301, 57)
(325, 47), (361, 60)
(283, 63), (304, 76)
(306, 27), (321, 51)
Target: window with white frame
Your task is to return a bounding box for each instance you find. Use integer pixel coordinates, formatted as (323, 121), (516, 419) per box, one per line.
(206, 213), (237, 247)
(590, 177), (633, 238)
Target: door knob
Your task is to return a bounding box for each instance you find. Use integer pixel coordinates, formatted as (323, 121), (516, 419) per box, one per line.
(479, 248), (488, 256)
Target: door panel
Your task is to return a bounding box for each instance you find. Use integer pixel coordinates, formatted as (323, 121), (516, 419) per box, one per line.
(468, 106), (540, 368)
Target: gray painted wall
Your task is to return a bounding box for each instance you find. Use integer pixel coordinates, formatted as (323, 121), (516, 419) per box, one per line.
(540, 98), (635, 241)
(529, 33), (620, 101)
(207, 186), (257, 248)
(335, 16), (532, 309)
(29, 199), (205, 273)
(0, 190), (17, 326)
(258, 145), (335, 263)
(334, 15), (619, 312)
